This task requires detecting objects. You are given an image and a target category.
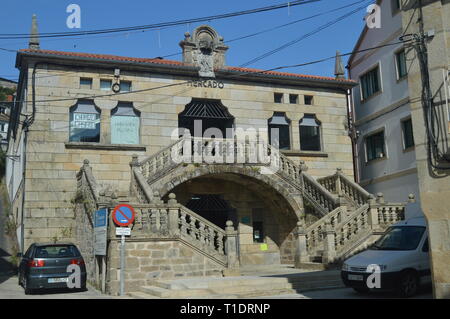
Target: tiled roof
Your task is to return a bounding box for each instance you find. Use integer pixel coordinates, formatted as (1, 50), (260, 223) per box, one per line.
(225, 66), (355, 83)
(19, 49), (356, 85)
(19, 49), (184, 66)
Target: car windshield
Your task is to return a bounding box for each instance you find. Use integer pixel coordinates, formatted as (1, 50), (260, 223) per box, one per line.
(34, 245), (80, 258)
(371, 226), (426, 251)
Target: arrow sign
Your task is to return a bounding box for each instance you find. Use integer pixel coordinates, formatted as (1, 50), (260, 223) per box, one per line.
(112, 204), (135, 227)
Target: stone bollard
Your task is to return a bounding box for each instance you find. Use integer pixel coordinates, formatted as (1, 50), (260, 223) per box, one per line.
(223, 220), (240, 277)
(167, 193), (180, 236)
(294, 221), (309, 267)
(322, 220), (337, 264)
(408, 194), (416, 203)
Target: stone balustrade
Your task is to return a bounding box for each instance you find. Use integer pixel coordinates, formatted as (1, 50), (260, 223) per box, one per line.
(318, 168), (371, 207)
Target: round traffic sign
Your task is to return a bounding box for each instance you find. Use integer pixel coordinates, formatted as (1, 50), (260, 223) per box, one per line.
(112, 204), (135, 227)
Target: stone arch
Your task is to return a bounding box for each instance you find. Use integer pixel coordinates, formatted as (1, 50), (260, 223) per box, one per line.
(155, 164), (304, 220)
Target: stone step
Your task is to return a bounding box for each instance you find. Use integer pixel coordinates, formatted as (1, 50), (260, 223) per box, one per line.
(140, 285), (212, 298)
(128, 291), (161, 299)
(153, 276), (291, 290)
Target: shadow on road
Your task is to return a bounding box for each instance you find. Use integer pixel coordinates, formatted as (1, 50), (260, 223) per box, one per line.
(0, 247), (17, 285)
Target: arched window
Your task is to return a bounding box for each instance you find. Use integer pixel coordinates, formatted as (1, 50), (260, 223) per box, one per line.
(69, 100), (100, 142)
(111, 102), (140, 144)
(299, 114), (321, 151)
(268, 112), (291, 150)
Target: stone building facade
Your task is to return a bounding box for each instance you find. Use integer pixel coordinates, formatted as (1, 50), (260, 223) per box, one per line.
(7, 23), (408, 294)
(400, 0), (450, 298)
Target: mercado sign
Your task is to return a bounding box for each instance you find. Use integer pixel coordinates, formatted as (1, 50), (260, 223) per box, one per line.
(187, 79), (225, 89)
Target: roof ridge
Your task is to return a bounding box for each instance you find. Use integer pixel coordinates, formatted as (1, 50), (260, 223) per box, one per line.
(18, 49), (356, 84)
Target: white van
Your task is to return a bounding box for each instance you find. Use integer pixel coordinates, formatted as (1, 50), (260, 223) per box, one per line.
(341, 215), (431, 297)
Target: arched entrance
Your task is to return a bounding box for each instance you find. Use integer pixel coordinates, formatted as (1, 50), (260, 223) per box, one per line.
(162, 171), (301, 267)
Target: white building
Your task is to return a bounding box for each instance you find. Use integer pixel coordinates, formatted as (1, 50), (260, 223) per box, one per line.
(347, 0), (420, 207)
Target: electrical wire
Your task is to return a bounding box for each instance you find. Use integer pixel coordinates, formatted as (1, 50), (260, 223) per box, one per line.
(239, 1), (371, 67)
(0, 0), (320, 40)
(1, 39), (411, 107)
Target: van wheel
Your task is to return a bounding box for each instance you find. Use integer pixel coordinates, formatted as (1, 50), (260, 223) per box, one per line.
(353, 287), (369, 294)
(396, 271), (418, 298)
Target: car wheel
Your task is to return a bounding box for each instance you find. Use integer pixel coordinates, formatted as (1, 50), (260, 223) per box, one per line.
(23, 277), (33, 295)
(353, 287), (370, 294)
(396, 271), (418, 298)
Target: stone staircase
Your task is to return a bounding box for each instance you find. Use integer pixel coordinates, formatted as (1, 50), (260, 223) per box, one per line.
(127, 269), (348, 299)
(129, 276), (296, 299)
(128, 137), (408, 266)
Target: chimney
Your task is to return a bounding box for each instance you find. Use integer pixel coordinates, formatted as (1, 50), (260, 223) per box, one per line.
(334, 50), (345, 79)
(29, 14), (40, 50)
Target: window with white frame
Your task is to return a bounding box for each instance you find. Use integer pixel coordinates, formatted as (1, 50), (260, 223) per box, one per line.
(402, 118), (415, 149)
(365, 130), (385, 161)
(396, 49), (408, 79)
(360, 66), (381, 100)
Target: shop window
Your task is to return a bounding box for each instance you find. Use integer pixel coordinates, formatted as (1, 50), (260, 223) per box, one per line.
(268, 112), (291, 150)
(111, 102), (140, 145)
(299, 114), (321, 151)
(69, 100), (100, 142)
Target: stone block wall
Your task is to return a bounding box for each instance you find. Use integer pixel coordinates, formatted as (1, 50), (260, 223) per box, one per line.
(107, 239), (225, 294)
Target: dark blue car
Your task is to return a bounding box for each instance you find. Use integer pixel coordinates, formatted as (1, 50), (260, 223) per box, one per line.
(18, 242), (87, 295)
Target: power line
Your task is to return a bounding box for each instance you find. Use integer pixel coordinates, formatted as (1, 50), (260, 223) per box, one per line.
(159, 0), (371, 59)
(0, 0), (320, 40)
(239, 1), (371, 67)
(2, 39), (411, 106)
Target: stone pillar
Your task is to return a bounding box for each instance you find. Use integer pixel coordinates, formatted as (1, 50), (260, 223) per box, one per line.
(322, 221), (336, 264)
(223, 220), (240, 276)
(167, 193), (180, 236)
(368, 194), (379, 230)
(294, 221), (309, 267)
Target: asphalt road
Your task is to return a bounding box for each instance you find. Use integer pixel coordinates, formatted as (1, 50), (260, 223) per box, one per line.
(0, 276), (114, 299)
(0, 274), (432, 299)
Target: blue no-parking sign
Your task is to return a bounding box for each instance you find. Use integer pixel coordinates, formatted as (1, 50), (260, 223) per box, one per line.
(112, 204), (135, 227)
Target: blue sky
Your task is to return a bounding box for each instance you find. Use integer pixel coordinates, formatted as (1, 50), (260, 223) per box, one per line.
(0, 0), (371, 82)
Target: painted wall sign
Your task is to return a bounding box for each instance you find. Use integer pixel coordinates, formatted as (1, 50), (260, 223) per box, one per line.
(72, 113), (98, 129)
(187, 79), (225, 89)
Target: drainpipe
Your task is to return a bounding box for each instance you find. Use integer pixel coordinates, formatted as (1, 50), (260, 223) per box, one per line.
(346, 66), (360, 183)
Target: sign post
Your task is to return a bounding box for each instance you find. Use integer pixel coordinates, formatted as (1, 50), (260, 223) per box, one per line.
(112, 204), (135, 296)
